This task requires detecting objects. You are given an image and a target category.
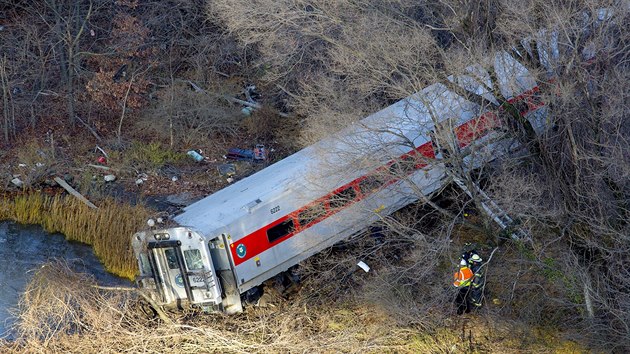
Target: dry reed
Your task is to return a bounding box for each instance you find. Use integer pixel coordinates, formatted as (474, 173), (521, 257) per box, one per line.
(0, 193), (150, 279)
(0, 261), (584, 353)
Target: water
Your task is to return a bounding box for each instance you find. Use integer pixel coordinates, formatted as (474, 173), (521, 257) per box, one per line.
(0, 221), (129, 338)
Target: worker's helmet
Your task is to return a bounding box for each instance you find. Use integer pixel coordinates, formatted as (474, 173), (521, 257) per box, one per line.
(460, 259), (468, 267)
(470, 254), (482, 263)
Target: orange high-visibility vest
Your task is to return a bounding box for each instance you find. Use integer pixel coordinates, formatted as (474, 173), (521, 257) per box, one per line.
(453, 266), (474, 287)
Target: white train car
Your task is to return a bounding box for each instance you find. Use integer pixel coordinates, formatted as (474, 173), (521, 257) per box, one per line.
(132, 49), (550, 313)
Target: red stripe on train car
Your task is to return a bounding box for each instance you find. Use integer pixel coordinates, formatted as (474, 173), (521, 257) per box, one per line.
(230, 89), (547, 266)
(455, 112), (501, 148)
(230, 141), (436, 266)
(231, 86), (550, 266)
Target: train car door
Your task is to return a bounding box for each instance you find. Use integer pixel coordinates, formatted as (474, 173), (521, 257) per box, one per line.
(147, 240), (192, 304)
(147, 238), (221, 307)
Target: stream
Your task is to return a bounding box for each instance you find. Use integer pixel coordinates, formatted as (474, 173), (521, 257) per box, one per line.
(0, 221), (128, 339)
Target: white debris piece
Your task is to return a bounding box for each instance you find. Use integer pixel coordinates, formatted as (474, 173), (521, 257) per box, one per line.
(135, 178), (144, 185)
(357, 261), (370, 273)
(11, 178), (24, 188)
(104, 174), (116, 182)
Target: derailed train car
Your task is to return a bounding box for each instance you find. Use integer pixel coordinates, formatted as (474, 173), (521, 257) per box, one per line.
(132, 27), (573, 312)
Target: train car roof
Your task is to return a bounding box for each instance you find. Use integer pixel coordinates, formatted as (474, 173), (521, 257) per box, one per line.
(173, 51), (527, 237)
(172, 83), (464, 236)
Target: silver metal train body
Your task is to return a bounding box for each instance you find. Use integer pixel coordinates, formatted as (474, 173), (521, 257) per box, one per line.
(132, 12), (610, 312)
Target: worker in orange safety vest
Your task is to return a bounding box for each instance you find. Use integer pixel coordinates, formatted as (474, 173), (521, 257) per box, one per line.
(453, 259), (474, 314)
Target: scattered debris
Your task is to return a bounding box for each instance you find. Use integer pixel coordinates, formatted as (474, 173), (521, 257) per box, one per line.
(187, 149), (205, 162)
(135, 178), (144, 186)
(104, 174), (116, 182)
(227, 177), (234, 183)
(241, 106), (255, 116)
(97, 156), (107, 164)
(18, 163), (27, 168)
(112, 64), (128, 82)
(53, 176), (98, 209)
(254, 144), (267, 161)
(226, 148), (254, 161)
(217, 163), (236, 177)
(11, 177), (24, 188)
(244, 84), (261, 103)
(35, 162), (45, 168)
(357, 261), (370, 273)
(147, 218), (155, 227)
(187, 79), (289, 118)
(171, 176), (179, 182)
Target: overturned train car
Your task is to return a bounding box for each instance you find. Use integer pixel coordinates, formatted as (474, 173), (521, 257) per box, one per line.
(132, 26), (578, 312)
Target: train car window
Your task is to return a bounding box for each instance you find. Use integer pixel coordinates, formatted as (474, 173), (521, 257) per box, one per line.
(359, 175), (385, 195)
(184, 249), (204, 270)
(388, 160), (407, 176)
(164, 249), (179, 269)
(139, 253), (152, 274)
(399, 154), (418, 174)
(329, 186), (357, 210)
(512, 100), (529, 116)
(298, 203), (326, 227)
(267, 219), (295, 243)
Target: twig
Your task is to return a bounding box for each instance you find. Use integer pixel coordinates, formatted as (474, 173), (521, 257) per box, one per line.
(75, 115), (102, 141)
(92, 284), (173, 324)
(95, 145), (109, 158)
(86, 163), (111, 170)
(117, 77), (134, 145)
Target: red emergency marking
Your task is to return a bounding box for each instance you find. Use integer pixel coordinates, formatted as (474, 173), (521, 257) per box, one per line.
(231, 88), (545, 266)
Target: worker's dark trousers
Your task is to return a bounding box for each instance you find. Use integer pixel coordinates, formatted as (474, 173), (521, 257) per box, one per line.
(470, 286), (483, 307)
(455, 287), (472, 315)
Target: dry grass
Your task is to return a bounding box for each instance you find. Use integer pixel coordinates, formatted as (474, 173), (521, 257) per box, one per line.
(0, 193), (150, 279)
(0, 261), (586, 354)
